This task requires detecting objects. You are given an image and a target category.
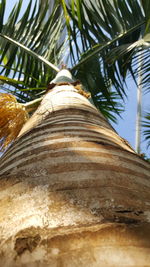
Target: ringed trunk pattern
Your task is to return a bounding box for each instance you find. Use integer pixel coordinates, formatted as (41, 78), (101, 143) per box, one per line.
(0, 84), (150, 266)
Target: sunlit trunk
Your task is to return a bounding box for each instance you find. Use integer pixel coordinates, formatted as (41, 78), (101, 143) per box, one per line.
(0, 84), (150, 266)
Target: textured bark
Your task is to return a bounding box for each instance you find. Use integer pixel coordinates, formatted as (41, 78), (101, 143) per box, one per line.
(0, 85), (150, 266)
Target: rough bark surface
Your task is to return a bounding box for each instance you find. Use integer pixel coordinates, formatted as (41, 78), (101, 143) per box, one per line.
(0, 85), (150, 266)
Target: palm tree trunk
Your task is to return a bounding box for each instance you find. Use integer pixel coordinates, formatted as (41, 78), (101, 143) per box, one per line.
(0, 83), (150, 266)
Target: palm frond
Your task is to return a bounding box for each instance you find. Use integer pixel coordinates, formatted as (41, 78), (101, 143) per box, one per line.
(93, 91), (124, 123)
(0, 0), (66, 100)
(0, 34), (60, 72)
(143, 112), (150, 148)
(65, 0), (150, 96)
(72, 55), (124, 122)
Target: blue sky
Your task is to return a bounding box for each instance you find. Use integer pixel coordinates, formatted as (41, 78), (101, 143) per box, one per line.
(3, 0), (150, 157)
(112, 78), (150, 157)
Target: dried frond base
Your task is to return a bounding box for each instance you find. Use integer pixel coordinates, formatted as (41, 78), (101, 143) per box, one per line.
(47, 77), (91, 99)
(74, 84), (91, 98)
(0, 93), (28, 151)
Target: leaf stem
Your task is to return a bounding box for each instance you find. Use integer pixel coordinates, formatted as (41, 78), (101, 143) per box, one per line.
(22, 97), (43, 113)
(72, 22), (145, 70)
(0, 34), (60, 73)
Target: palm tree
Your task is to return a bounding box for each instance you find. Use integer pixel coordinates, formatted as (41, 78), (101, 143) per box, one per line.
(1, 0), (150, 150)
(0, 0), (150, 266)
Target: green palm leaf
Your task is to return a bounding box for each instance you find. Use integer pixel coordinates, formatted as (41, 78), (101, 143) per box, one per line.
(143, 112), (150, 148)
(66, 0), (150, 97)
(0, 0), (66, 102)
